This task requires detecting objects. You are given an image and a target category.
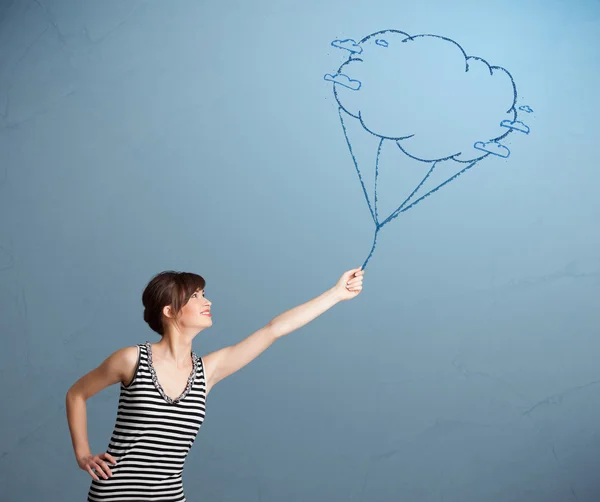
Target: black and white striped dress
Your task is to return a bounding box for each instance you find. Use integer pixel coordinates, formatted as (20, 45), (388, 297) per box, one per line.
(87, 341), (207, 502)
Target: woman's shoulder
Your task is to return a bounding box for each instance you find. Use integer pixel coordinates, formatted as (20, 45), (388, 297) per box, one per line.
(108, 344), (145, 387)
(108, 344), (143, 368)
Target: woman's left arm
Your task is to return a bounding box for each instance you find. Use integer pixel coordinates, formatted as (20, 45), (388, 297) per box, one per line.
(203, 268), (364, 391)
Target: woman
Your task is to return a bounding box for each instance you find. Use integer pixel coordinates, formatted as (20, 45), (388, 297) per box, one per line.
(66, 267), (365, 501)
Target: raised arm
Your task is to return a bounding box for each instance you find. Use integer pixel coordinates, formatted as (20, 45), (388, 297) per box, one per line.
(203, 268), (364, 391)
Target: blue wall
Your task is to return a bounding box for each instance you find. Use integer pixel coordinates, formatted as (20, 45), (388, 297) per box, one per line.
(1, 0), (600, 500)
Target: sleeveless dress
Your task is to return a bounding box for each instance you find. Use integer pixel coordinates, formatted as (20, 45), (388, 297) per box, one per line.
(87, 342), (207, 502)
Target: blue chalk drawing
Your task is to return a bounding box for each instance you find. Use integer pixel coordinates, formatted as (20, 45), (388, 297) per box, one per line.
(501, 119), (530, 134)
(474, 141), (511, 157)
(519, 105), (534, 113)
(324, 73), (362, 90)
(324, 29), (532, 270)
(331, 39), (363, 54)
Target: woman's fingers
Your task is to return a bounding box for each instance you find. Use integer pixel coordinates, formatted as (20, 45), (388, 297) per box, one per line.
(92, 460), (109, 479)
(342, 269), (363, 282)
(89, 458), (111, 479)
(337, 268), (365, 298)
(87, 465), (100, 481)
(82, 452), (117, 481)
(347, 278), (364, 288)
(97, 459), (113, 477)
(100, 452), (118, 468)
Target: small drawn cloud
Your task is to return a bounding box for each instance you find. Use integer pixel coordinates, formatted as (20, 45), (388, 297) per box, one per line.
(331, 39), (362, 54)
(519, 105), (534, 113)
(501, 119), (530, 134)
(375, 39), (389, 47)
(324, 73), (361, 90)
(473, 141), (510, 158)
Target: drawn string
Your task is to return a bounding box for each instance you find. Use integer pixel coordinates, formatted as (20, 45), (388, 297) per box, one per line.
(337, 107), (481, 269)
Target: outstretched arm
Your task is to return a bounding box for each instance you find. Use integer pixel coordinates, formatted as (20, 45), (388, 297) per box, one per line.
(203, 268), (364, 391)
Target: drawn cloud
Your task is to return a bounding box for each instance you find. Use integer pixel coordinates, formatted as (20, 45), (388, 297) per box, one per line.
(330, 30), (518, 162)
(474, 141), (510, 158)
(324, 73), (361, 90)
(501, 119), (530, 134)
(331, 39), (362, 54)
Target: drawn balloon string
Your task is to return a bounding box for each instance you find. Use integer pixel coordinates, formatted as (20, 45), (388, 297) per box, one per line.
(324, 31), (533, 270)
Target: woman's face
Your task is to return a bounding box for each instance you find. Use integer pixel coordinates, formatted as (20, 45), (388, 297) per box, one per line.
(169, 289), (212, 331)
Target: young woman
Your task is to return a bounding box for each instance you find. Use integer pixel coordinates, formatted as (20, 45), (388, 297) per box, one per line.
(66, 267), (365, 502)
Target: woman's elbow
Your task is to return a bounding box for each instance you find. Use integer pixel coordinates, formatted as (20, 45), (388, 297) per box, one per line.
(66, 383), (85, 403)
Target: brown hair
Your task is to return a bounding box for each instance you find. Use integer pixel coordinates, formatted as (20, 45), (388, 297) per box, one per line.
(142, 271), (206, 336)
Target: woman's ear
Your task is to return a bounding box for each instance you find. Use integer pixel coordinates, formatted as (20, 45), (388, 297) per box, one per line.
(163, 305), (173, 319)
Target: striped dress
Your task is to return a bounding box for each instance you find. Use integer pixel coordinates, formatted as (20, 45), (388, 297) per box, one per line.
(87, 341), (207, 502)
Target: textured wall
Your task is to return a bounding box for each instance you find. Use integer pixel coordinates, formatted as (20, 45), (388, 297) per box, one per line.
(1, 0), (600, 501)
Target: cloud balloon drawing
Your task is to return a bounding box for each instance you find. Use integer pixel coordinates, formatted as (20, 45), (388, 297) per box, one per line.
(323, 29), (533, 269)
